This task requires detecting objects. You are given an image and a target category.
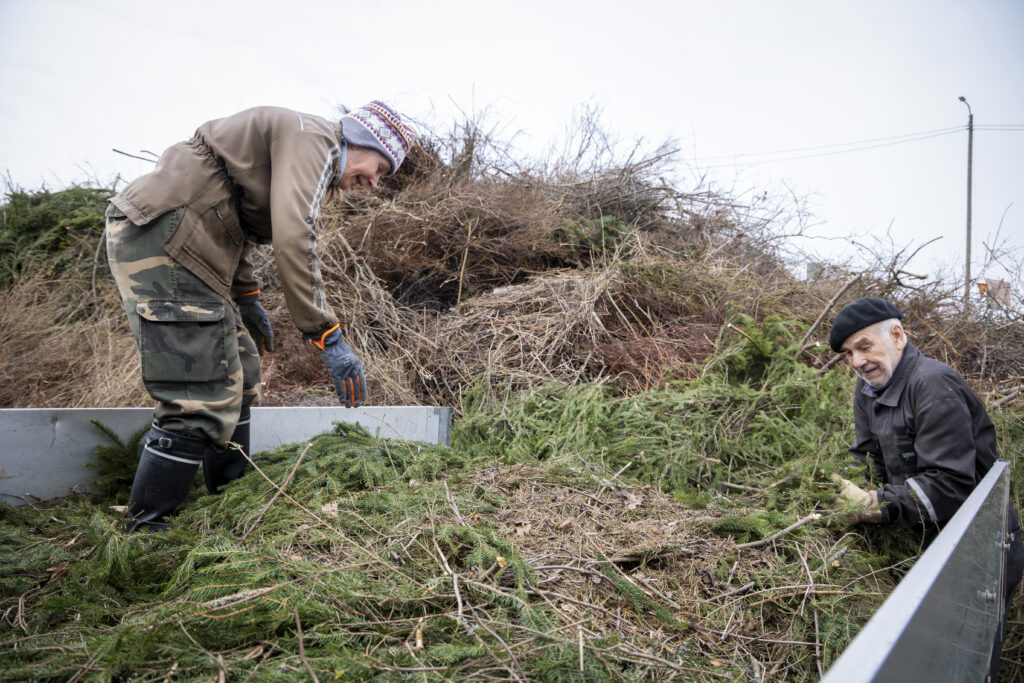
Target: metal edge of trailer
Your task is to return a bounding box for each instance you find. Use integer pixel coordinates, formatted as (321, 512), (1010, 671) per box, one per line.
(821, 460), (1009, 682)
(0, 406), (453, 506)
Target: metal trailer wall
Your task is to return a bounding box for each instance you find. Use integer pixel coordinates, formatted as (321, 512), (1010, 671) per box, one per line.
(822, 461), (1010, 682)
(0, 407), (452, 506)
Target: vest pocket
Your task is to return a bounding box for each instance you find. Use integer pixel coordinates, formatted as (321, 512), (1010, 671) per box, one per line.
(895, 426), (917, 473)
(136, 299), (229, 384)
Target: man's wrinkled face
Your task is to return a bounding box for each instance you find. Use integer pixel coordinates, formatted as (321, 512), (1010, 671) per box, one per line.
(840, 320), (907, 388)
(339, 148), (391, 190)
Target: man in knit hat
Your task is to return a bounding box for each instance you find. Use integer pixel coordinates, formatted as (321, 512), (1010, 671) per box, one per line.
(828, 296), (1023, 677)
(105, 102), (415, 532)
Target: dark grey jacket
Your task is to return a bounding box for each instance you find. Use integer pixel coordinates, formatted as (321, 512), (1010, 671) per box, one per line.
(849, 343), (999, 536)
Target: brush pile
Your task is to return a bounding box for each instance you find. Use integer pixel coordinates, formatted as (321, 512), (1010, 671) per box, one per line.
(2, 114), (1023, 680)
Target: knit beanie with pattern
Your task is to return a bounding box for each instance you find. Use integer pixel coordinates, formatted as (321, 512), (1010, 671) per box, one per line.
(341, 101), (415, 176)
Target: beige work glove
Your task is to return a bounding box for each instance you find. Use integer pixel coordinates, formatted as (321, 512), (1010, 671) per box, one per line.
(830, 473), (882, 524)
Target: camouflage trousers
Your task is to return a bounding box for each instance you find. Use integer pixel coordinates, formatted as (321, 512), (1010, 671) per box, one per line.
(106, 205), (261, 446)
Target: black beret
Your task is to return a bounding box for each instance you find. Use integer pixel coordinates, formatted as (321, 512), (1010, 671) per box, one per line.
(828, 297), (903, 352)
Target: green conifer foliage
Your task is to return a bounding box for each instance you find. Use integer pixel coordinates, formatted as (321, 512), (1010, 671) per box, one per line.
(0, 186), (111, 286)
(2, 318), (1019, 680)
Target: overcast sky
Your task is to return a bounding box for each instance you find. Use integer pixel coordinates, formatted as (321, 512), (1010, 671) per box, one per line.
(2, 0), (1022, 286)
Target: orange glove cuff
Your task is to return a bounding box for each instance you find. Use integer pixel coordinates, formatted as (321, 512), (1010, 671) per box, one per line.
(311, 323), (341, 351)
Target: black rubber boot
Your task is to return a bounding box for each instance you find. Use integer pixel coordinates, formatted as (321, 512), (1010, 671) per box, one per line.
(125, 425), (207, 532)
(203, 405), (250, 494)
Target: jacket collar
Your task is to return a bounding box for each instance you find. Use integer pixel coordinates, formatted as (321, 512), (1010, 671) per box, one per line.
(859, 343), (920, 407)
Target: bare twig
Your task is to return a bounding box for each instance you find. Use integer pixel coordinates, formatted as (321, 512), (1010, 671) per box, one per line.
(455, 217), (476, 306)
(725, 556), (740, 586)
(443, 480), (466, 525)
(65, 654), (99, 683)
(735, 513), (821, 550)
(294, 610), (320, 683)
(714, 581), (756, 601)
(433, 536), (464, 626)
(202, 586), (278, 609)
(242, 442), (313, 540)
(112, 148), (158, 163)
(727, 322), (768, 355)
(801, 274), (863, 346)
(814, 610), (823, 677)
(469, 606), (527, 681)
(606, 547), (692, 564)
(365, 659), (449, 673)
(816, 352), (845, 376)
(578, 626), (584, 672)
(159, 662), (179, 683)
(798, 543), (814, 615)
(721, 481), (760, 494)
(746, 588), (881, 607)
(610, 642), (683, 672)
(993, 388), (1021, 410)
(632, 574), (684, 610)
(816, 545), (849, 574)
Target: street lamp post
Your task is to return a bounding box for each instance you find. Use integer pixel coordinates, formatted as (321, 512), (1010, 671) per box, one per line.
(959, 96), (973, 314)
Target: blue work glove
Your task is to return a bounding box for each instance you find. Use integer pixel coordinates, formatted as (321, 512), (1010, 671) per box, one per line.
(236, 290), (274, 355)
(312, 325), (367, 408)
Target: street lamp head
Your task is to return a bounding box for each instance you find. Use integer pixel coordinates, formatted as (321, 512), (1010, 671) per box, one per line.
(958, 96), (966, 103)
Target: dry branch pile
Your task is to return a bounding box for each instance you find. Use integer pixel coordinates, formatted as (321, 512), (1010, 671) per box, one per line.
(2, 124), (1021, 410)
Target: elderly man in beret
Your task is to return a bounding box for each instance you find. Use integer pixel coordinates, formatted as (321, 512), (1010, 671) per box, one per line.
(828, 296), (1023, 677)
(105, 102), (415, 532)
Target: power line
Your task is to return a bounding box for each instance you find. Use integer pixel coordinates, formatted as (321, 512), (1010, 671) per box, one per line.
(688, 124), (1024, 171)
(688, 123), (1024, 170)
(694, 129), (966, 170)
(690, 126), (965, 162)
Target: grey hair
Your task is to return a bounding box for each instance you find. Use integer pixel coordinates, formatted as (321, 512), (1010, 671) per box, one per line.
(870, 317), (906, 340)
